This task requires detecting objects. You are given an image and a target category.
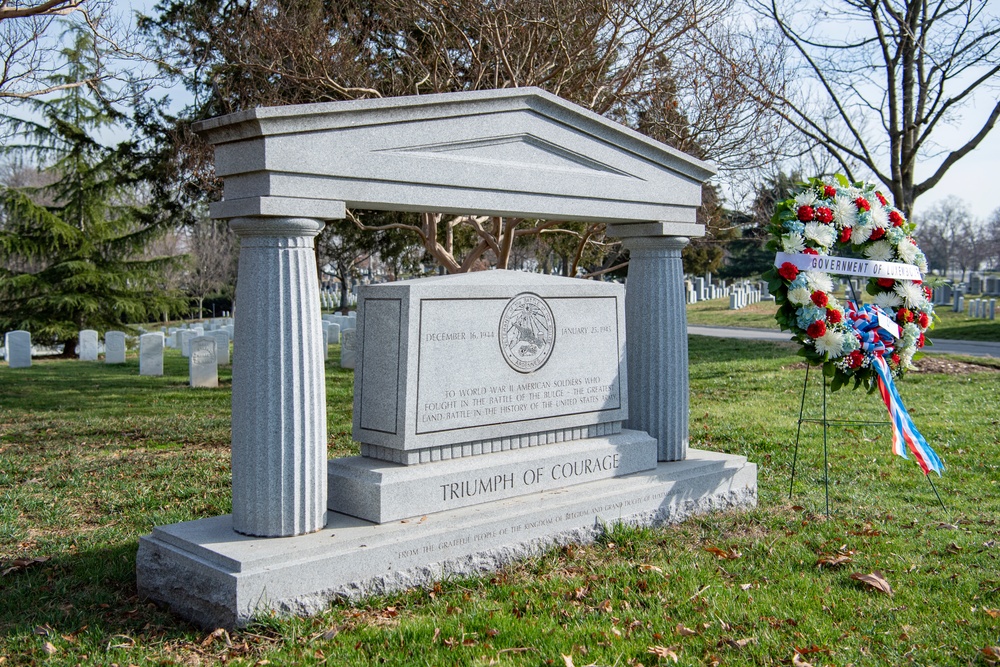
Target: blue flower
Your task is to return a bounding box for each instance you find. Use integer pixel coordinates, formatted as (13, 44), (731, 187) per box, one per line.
(841, 333), (860, 353)
(790, 274), (809, 291)
(796, 305), (826, 329)
(784, 220), (805, 234)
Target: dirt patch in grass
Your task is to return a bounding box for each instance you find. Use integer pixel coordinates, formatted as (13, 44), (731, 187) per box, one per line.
(910, 356), (1000, 374)
(784, 358), (999, 375)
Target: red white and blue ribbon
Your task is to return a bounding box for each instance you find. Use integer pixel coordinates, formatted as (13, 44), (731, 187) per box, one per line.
(845, 302), (944, 476)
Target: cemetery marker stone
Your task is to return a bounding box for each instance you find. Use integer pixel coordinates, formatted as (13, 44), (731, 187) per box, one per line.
(79, 329), (99, 361)
(5, 331), (31, 368)
(105, 331), (127, 364)
(189, 337), (219, 388)
(140, 333), (164, 376)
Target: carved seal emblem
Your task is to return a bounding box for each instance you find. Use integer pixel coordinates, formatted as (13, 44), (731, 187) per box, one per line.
(499, 292), (555, 373)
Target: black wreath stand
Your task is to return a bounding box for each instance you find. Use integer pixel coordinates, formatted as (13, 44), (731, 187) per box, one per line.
(786, 281), (949, 518)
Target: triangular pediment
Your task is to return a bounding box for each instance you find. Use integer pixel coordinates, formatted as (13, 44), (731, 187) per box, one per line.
(196, 88), (714, 228)
(380, 133), (638, 178)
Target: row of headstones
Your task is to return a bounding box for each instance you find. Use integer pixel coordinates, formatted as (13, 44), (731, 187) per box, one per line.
(323, 313), (357, 368)
(969, 275), (1000, 296)
(320, 291), (359, 309)
(965, 298), (997, 320)
(728, 286), (765, 310)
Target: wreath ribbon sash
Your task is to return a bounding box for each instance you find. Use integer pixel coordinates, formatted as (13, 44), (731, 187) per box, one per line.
(774, 251), (922, 281)
(844, 302), (944, 476)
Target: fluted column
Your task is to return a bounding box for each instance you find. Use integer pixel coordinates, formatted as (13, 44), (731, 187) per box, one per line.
(622, 236), (690, 462)
(229, 217), (328, 537)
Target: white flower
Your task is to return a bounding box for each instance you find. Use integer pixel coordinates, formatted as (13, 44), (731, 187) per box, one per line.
(788, 286), (812, 305)
(852, 223), (874, 244)
(872, 291), (903, 309)
(794, 191), (817, 207)
(864, 240), (895, 262)
(870, 204), (889, 229)
(833, 196), (858, 229)
(814, 329), (846, 358)
(894, 281), (926, 308)
(897, 238), (920, 264)
(782, 233), (805, 254)
(804, 222), (836, 248)
(804, 270), (834, 294)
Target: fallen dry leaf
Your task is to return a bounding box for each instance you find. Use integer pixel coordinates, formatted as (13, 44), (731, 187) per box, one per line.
(850, 571), (893, 595)
(984, 609), (1000, 618)
(792, 653), (814, 667)
(42, 642), (57, 655)
(946, 543), (963, 554)
(704, 546), (742, 560)
(562, 654), (575, 667)
(675, 624), (697, 637)
(816, 552), (853, 569)
(597, 599), (613, 614)
(639, 564), (664, 573)
(647, 645), (679, 662)
(983, 646), (1000, 665)
(1, 556), (50, 576)
(719, 637), (757, 649)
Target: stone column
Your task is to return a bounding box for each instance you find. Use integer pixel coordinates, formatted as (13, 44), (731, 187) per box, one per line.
(229, 217), (328, 537)
(621, 236), (690, 462)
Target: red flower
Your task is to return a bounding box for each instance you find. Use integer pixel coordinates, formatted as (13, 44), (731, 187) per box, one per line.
(869, 227), (886, 240)
(802, 247), (818, 255)
(889, 210), (904, 227)
(827, 308), (843, 324)
(896, 308), (912, 324)
(891, 353), (901, 366)
(875, 192), (888, 206)
(877, 278), (895, 288)
(839, 227), (852, 243)
(811, 291), (829, 307)
(824, 185), (837, 198)
(807, 320), (827, 338)
(778, 262), (799, 281)
(855, 197), (871, 212)
(815, 207), (833, 224)
(917, 312), (929, 328)
(797, 205), (815, 222)
(923, 286), (933, 301)
(848, 350), (864, 368)
(917, 333), (925, 348)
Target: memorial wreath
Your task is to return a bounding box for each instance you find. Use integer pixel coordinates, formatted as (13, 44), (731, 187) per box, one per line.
(762, 175), (943, 475)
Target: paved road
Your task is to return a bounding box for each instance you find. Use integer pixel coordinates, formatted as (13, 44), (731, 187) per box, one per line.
(688, 325), (1000, 358)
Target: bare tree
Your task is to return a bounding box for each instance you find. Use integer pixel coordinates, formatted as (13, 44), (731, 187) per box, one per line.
(915, 196), (984, 281)
(143, 0), (794, 275)
(182, 216), (237, 318)
(1, 0), (158, 106)
(729, 0), (1000, 217)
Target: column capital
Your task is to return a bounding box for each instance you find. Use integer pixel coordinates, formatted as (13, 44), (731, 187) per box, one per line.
(622, 236), (690, 253)
(229, 216), (325, 239)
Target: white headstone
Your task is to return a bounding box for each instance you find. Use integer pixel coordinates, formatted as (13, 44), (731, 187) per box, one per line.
(327, 323), (341, 344)
(140, 333), (165, 376)
(179, 330), (197, 357)
(211, 330), (230, 366)
(105, 331), (127, 364)
(340, 329), (356, 369)
(5, 330), (31, 368)
(79, 329), (99, 361)
(189, 336), (219, 388)
(322, 329), (329, 360)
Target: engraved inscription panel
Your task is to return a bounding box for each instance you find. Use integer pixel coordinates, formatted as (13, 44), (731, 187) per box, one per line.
(415, 296), (621, 434)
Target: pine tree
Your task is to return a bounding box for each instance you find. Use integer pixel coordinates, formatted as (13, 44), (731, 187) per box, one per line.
(0, 28), (184, 357)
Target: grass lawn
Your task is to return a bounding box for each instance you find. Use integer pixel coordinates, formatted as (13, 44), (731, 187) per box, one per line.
(1, 341), (998, 666)
(686, 296), (1000, 342)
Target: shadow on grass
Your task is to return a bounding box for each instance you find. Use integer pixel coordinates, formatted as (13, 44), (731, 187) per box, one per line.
(0, 540), (200, 644)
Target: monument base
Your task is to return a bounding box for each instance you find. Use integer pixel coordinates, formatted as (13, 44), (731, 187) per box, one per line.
(137, 450), (756, 629)
(329, 429), (658, 523)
